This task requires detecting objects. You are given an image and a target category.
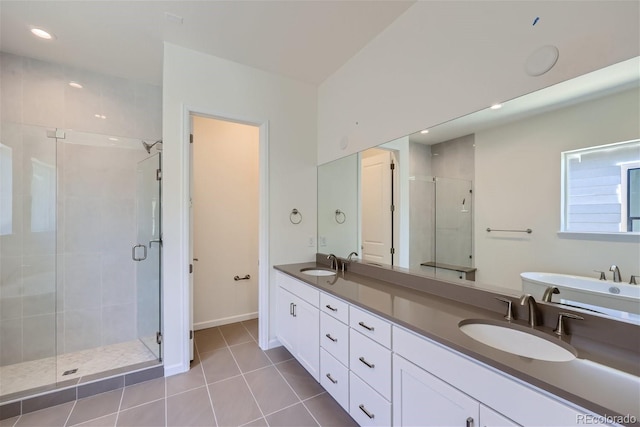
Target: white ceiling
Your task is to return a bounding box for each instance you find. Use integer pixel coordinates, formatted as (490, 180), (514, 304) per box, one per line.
(0, 0), (415, 86)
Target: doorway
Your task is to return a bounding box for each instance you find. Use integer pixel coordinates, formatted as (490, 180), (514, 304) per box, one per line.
(189, 115), (260, 348)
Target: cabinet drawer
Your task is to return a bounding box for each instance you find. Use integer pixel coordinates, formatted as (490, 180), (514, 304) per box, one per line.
(320, 312), (349, 365)
(276, 271), (319, 307)
(350, 371), (391, 427)
(320, 349), (349, 411)
(349, 305), (391, 348)
(320, 292), (349, 324)
(350, 330), (392, 400)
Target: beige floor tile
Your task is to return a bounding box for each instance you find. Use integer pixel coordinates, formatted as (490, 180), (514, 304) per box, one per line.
(71, 413), (117, 427)
(66, 390), (122, 427)
(166, 365), (205, 396)
(195, 328), (226, 354)
(244, 366), (299, 415)
(200, 347), (241, 384)
(115, 399), (165, 427)
(229, 342), (271, 373)
(208, 376), (262, 427)
(264, 346), (293, 364)
(14, 402), (74, 427)
(304, 393), (358, 426)
(241, 319), (259, 341)
(119, 378), (165, 411)
(276, 359), (324, 400)
(0, 416), (19, 427)
(266, 403), (318, 427)
(166, 386), (215, 427)
(240, 417), (267, 427)
(219, 323), (254, 346)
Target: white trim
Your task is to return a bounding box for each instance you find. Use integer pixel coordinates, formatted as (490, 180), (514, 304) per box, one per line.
(164, 362), (189, 377)
(194, 312), (258, 331)
(182, 105), (271, 366)
(557, 231), (640, 242)
(269, 338), (283, 349)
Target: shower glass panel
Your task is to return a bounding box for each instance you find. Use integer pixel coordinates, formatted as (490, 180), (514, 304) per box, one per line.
(0, 127), (161, 402)
(135, 153), (162, 360)
(434, 177), (473, 268)
(0, 124), (58, 398)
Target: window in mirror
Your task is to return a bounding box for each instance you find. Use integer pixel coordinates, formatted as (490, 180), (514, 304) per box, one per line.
(562, 139), (640, 233)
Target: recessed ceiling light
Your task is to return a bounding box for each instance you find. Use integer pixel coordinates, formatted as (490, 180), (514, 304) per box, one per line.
(420, 129), (429, 134)
(30, 27), (54, 40)
(490, 103), (503, 110)
(69, 81), (83, 89)
(94, 114), (106, 119)
(108, 137), (119, 141)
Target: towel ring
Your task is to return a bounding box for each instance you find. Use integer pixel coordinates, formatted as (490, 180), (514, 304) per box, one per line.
(290, 208), (302, 224)
(335, 209), (346, 224)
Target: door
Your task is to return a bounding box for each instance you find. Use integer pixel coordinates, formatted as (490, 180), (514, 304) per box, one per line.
(361, 149), (393, 265)
(135, 152), (162, 360)
(393, 354), (479, 426)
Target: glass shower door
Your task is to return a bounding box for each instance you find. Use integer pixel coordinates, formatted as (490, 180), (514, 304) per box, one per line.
(134, 153), (162, 360)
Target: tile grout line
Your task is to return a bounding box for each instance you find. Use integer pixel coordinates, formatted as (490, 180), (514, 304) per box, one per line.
(112, 379), (126, 427)
(62, 399), (78, 427)
(271, 359), (321, 426)
(218, 325), (270, 426)
(194, 336), (219, 427)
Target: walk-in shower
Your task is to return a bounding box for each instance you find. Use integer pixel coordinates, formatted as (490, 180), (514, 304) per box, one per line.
(0, 127), (162, 401)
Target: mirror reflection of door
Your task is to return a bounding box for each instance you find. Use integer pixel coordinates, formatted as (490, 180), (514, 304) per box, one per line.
(361, 148), (396, 265)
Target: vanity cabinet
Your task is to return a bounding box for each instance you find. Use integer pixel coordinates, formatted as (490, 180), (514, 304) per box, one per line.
(393, 354), (520, 427)
(276, 272), (320, 381)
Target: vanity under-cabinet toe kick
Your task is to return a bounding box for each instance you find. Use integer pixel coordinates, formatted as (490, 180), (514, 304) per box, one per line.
(275, 263), (640, 427)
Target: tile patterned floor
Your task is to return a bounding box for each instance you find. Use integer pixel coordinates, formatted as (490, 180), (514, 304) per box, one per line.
(1, 319), (358, 426)
(0, 340), (158, 397)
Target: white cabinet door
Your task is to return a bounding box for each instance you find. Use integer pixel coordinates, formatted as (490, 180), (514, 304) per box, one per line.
(294, 296), (320, 381)
(277, 286), (296, 354)
(393, 354), (479, 427)
(480, 404), (521, 427)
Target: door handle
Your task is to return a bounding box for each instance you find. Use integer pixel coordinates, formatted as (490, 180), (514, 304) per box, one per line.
(132, 244), (147, 261)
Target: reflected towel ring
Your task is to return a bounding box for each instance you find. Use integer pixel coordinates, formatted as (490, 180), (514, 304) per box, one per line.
(335, 209), (346, 224)
(290, 208), (302, 224)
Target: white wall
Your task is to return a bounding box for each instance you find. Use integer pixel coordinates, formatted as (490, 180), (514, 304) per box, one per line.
(474, 88), (640, 290)
(162, 43), (317, 374)
(318, 1), (640, 165)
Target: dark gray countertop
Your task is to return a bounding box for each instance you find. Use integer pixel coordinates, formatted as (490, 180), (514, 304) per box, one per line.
(275, 262), (640, 422)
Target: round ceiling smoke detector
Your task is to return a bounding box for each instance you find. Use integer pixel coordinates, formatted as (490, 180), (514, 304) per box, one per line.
(525, 45), (559, 76)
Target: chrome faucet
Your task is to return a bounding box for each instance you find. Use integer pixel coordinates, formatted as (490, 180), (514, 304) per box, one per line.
(542, 286), (560, 302)
(342, 252), (359, 272)
(609, 265), (621, 283)
(519, 294), (539, 327)
(327, 254), (339, 271)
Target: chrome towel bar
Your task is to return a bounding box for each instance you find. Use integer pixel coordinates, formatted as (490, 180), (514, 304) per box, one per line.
(234, 274), (251, 281)
(486, 227), (532, 234)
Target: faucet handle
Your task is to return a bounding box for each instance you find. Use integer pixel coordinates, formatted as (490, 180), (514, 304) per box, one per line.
(630, 275), (638, 285)
(495, 297), (514, 321)
(554, 312), (584, 336)
(593, 270), (606, 280)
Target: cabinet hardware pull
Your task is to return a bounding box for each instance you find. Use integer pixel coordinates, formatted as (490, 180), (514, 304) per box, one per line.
(292, 304), (297, 317)
(289, 302), (294, 316)
(359, 356), (375, 368)
(358, 321), (375, 331)
(466, 417), (474, 427)
(359, 404), (375, 419)
(326, 373), (338, 384)
(325, 333), (337, 342)
(325, 304), (338, 312)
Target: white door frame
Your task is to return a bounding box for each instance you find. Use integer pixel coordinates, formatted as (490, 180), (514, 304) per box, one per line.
(183, 106), (270, 352)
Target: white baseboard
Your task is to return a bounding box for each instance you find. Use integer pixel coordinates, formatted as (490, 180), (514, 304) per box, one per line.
(163, 362), (189, 377)
(268, 338), (282, 350)
(194, 312), (258, 330)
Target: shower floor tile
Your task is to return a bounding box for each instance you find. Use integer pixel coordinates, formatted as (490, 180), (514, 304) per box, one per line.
(0, 340), (157, 397)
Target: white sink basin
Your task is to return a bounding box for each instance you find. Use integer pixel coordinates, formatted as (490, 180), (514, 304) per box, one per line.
(300, 268), (336, 277)
(458, 319), (577, 362)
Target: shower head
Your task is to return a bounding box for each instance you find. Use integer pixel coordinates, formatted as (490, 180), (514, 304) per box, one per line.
(141, 140), (162, 153)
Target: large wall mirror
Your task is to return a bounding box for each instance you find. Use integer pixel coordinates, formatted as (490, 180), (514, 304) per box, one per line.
(318, 57), (639, 321)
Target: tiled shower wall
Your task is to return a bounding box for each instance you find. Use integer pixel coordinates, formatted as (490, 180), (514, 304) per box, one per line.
(0, 52), (161, 365)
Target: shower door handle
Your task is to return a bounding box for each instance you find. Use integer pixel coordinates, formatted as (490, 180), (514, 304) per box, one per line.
(132, 244), (147, 261)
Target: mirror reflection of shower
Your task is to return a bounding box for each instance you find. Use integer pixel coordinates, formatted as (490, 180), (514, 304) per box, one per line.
(142, 139), (163, 153)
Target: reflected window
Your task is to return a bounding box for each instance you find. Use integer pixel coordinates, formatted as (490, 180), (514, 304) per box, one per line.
(562, 140), (640, 233)
(0, 144), (12, 235)
(31, 158), (56, 232)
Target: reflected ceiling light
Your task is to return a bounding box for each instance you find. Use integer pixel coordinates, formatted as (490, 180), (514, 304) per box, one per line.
(69, 81), (83, 89)
(30, 27), (54, 40)
(490, 103), (503, 110)
(94, 114), (106, 119)
(108, 137), (119, 141)
(420, 129), (429, 134)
